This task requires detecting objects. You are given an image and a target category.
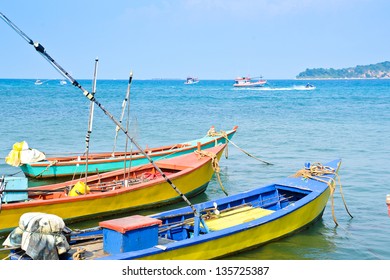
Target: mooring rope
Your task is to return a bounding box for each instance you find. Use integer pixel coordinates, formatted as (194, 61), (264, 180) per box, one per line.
(72, 247), (86, 260)
(194, 150), (228, 196)
(33, 160), (58, 178)
(206, 128), (273, 165)
(293, 162), (353, 226)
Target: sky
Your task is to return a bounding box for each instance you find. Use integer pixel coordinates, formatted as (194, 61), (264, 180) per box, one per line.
(1, 0), (389, 80)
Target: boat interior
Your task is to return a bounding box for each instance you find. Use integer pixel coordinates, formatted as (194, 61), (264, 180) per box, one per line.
(156, 184), (311, 241)
(13, 164), (188, 202)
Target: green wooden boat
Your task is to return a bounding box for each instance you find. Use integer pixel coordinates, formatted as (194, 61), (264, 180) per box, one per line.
(17, 126), (237, 178)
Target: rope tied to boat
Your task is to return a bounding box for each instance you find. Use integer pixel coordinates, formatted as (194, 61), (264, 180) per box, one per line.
(206, 128), (273, 165)
(72, 247), (86, 260)
(33, 160), (58, 178)
(293, 162), (353, 226)
(206, 127), (229, 159)
(194, 150), (228, 196)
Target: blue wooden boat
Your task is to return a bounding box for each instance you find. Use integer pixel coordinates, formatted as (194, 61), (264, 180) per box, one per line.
(3, 159), (342, 260)
(13, 126), (237, 178)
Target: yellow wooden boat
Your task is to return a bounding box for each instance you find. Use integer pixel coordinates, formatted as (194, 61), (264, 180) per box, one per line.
(0, 144), (227, 234)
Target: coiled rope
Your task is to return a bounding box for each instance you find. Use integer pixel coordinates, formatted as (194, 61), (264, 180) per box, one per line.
(194, 150), (228, 196)
(293, 162), (353, 226)
(206, 128), (273, 165)
(72, 247), (86, 260)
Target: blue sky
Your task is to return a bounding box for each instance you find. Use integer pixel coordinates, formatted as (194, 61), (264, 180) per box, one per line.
(1, 0), (389, 79)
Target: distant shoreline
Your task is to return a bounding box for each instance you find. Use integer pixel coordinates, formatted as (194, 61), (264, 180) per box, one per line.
(296, 77), (390, 80)
(296, 61), (390, 80)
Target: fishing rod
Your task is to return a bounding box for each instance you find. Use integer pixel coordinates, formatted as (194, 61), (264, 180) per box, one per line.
(112, 72), (133, 157)
(0, 12), (201, 220)
(84, 58), (99, 185)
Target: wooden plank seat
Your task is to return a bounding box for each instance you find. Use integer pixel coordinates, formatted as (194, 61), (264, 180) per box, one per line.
(203, 206), (274, 231)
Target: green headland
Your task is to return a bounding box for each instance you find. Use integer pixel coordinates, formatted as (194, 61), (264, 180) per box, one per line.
(297, 61), (390, 79)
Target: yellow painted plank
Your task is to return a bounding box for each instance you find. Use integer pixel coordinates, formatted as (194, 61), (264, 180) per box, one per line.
(205, 206), (274, 231)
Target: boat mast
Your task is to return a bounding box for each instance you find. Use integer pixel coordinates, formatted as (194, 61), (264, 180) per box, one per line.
(84, 58), (99, 186)
(123, 72), (133, 180)
(112, 71), (133, 157)
(0, 12), (201, 219)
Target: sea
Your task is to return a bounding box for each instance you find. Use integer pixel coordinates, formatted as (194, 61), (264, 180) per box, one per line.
(0, 78), (389, 261)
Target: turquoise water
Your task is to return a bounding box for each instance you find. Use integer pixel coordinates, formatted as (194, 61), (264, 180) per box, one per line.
(1, 78), (389, 260)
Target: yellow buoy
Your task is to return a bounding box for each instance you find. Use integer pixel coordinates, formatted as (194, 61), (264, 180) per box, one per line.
(69, 181), (90, 196)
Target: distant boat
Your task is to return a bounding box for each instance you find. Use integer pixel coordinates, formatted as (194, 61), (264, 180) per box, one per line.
(233, 76), (267, 87)
(305, 83), (315, 89)
(34, 80), (43, 85)
(60, 80), (67, 85)
(184, 77), (199, 85)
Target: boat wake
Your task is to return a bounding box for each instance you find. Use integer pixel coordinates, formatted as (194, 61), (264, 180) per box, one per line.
(234, 85), (316, 91)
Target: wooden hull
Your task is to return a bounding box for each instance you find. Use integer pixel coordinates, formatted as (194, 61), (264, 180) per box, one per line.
(134, 189), (330, 260)
(19, 126), (237, 178)
(97, 159), (340, 260)
(0, 144), (227, 234)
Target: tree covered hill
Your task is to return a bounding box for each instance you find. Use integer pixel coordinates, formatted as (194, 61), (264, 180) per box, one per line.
(297, 61), (390, 79)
